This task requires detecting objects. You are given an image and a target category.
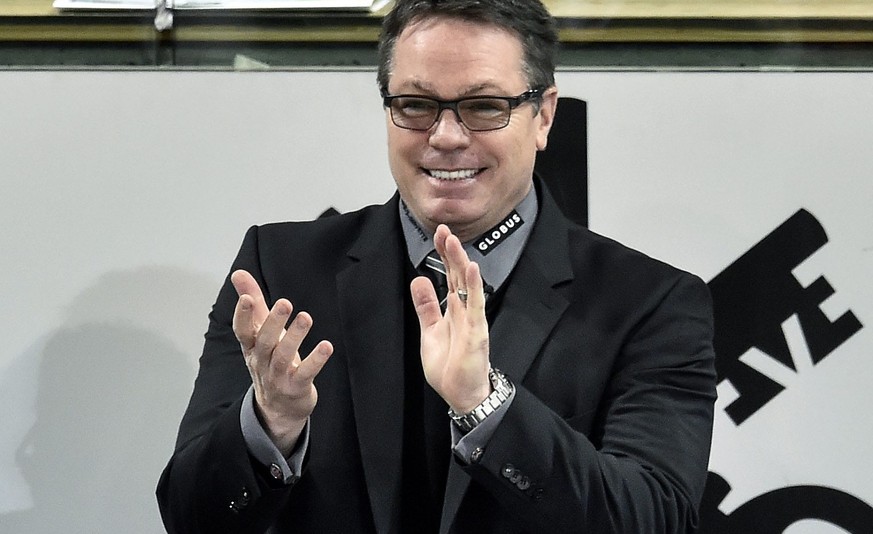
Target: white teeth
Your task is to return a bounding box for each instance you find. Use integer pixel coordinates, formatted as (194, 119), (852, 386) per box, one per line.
(428, 169), (478, 180)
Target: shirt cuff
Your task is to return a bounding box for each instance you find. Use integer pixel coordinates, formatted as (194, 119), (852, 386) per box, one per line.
(451, 387), (516, 464)
(239, 385), (308, 484)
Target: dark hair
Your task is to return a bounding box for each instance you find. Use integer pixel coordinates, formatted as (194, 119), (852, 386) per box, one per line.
(377, 0), (558, 93)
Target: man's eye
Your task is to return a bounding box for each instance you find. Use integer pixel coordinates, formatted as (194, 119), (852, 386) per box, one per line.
(463, 100), (506, 116)
(397, 99), (437, 116)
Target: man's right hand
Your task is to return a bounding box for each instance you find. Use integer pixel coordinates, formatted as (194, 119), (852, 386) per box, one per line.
(231, 269), (333, 456)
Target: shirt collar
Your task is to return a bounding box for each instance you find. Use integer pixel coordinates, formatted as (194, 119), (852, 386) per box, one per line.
(399, 186), (538, 293)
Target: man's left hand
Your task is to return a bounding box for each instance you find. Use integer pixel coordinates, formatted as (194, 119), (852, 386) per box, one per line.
(411, 224), (492, 414)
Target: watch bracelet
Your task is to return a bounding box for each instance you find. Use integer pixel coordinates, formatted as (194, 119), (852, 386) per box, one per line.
(448, 368), (514, 433)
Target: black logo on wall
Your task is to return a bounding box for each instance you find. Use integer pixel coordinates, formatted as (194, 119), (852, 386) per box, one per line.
(700, 209), (869, 533)
(701, 472), (873, 533)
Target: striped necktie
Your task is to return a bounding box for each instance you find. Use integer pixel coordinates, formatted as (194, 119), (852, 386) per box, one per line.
(422, 253), (449, 312)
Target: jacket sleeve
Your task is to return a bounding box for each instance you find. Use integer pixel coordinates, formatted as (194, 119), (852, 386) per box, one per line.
(156, 226), (300, 534)
(460, 272), (717, 534)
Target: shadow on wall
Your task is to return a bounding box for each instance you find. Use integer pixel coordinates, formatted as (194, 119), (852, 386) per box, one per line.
(0, 266), (217, 534)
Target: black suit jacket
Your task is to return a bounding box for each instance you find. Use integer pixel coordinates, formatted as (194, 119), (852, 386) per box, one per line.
(157, 183), (717, 534)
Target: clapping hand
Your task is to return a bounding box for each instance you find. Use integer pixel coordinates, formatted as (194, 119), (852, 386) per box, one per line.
(231, 269), (333, 455)
(410, 224), (492, 415)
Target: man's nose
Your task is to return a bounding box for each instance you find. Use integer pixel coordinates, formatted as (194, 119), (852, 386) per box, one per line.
(428, 108), (471, 149)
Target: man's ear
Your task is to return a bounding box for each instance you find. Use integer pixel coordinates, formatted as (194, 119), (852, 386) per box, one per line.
(535, 86), (559, 151)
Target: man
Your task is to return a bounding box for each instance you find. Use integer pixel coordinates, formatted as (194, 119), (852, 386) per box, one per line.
(157, 0), (717, 532)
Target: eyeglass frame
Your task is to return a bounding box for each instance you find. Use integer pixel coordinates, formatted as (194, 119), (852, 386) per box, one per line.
(380, 87), (545, 132)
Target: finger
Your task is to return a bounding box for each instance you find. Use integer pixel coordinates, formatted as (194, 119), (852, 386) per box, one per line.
(434, 225), (459, 292)
(254, 298), (293, 353)
(411, 276), (443, 328)
(433, 225), (452, 289)
(458, 262), (490, 366)
(465, 261), (487, 318)
(443, 232), (470, 295)
(231, 270), (269, 325)
(233, 294), (259, 351)
(270, 311), (313, 375)
(250, 299), (293, 376)
(433, 224), (451, 256)
(294, 340), (334, 383)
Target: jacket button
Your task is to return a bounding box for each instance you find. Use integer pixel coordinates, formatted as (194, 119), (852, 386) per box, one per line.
(501, 464), (515, 479)
(229, 486), (250, 513)
(517, 476), (531, 490)
(269, 463), (283, 481)
(471, 447), (484, 464)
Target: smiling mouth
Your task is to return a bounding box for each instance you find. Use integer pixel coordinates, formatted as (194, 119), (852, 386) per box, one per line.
(425, 168), (482, 180)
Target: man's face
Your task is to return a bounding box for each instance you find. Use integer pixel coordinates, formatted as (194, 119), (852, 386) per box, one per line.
(385, 16), (557, 242)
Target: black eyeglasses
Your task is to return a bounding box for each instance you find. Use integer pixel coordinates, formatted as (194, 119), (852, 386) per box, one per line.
(381, 88), (544, 132)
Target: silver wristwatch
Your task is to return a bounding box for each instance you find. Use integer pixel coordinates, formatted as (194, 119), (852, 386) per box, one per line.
(448, 368), (514, 433)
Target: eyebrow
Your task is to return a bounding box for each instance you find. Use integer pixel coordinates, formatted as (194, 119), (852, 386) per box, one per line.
(395, 80), (510, 98)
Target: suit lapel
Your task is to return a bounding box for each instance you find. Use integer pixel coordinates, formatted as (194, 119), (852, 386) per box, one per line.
(488, 193), (574, 379)
(441, 185), (575, 533)
(336, 197), (407, 534)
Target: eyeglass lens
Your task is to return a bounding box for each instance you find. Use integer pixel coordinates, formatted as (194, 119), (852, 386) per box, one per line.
(389, 97), (512, 131)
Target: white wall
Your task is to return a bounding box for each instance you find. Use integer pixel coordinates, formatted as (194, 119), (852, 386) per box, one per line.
(1, 69), (870, 533)
(0, 70), (394, 533)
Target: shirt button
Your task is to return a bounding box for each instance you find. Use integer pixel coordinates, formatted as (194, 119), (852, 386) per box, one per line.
(471, 447), (484, 464)
(269, 463), (283, 481)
